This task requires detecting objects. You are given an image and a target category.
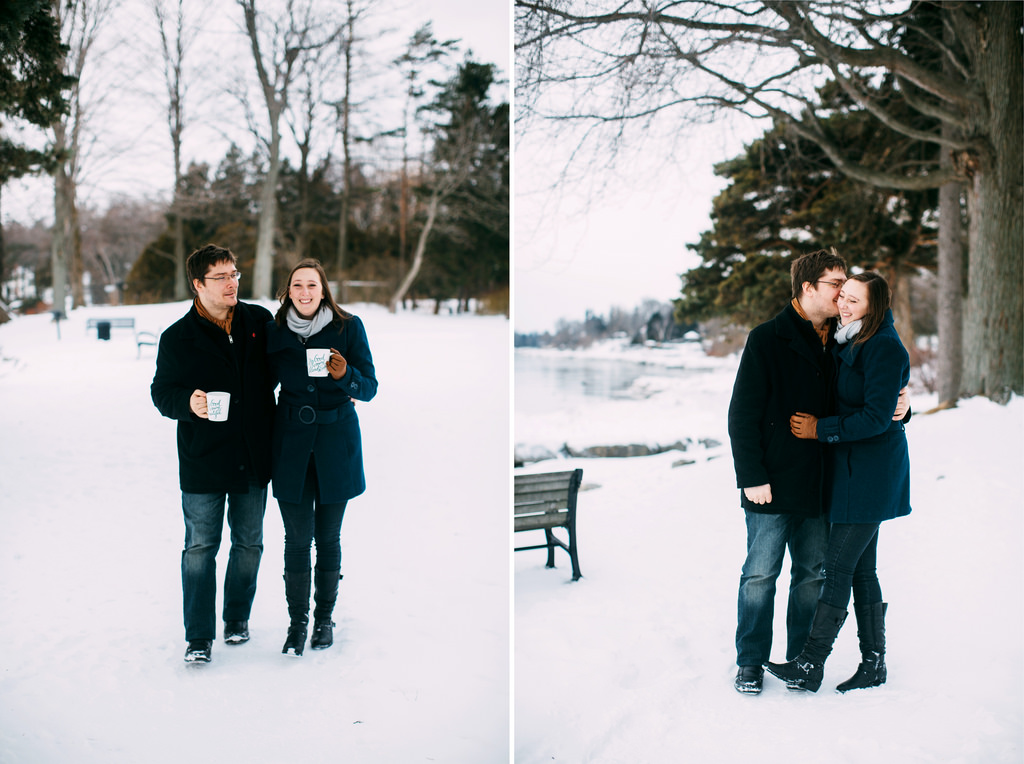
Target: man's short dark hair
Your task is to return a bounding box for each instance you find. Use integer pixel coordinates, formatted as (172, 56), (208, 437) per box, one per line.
(186, 245), (237, 295)
(791, 248), (847, 299)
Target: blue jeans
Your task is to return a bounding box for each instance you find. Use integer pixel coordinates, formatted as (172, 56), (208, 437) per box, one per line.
(181, 484), (267, 641)
(736, 511), (828, 666)
(278, 460), (347, 573)
(820, 522), (882, 610)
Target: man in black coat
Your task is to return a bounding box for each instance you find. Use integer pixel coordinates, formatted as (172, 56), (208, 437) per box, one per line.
(727, 249), (846, 694)
(728, 249), (909, 694)
(151, 245), (277, 663)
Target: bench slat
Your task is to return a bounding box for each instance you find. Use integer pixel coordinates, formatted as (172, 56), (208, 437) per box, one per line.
(514, 470), (578, 487)
(516, 497), (573, 514)
(514, 489), (573, 508)
(86, 317), (135, 328)
(515, 510), (569, 532)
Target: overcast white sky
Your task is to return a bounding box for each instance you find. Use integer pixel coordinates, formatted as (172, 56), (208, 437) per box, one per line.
(2, 0), (510, 227)
(513, 113), (766, 334)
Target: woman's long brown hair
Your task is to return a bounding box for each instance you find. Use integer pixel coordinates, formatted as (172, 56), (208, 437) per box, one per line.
(274, 258), (352, 326)
(847, 271), (891, 346)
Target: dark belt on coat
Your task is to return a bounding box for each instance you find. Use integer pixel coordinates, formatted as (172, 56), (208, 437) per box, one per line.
(285, 403), (348, 425)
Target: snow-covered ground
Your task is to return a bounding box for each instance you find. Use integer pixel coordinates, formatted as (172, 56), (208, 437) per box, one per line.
(3, 305), (1021, 763)
(0, 301), (510, 762)
(515, 340), (1023, 763)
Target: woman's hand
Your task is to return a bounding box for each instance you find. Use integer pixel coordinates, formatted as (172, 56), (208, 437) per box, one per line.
(327, 348), (347, 380)
(790, 412), (818, 440)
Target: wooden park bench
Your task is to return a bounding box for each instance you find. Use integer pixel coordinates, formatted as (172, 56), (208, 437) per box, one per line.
(85, 317), (159, 357)
(514, 468), (583, 581)
(86, 316), (136, 334)
(134, 329), (160, 358)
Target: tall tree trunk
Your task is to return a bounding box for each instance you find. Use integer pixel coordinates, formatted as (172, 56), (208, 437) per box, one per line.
(70, 191), (84, 307)
(961, 2), (1024, 401)
(936, 134), (964, 406)
(154, 0), (191, 300)
(0, 186), (6, 322)
(389, 189), (438, 312)
(295, 138), (311, 260)
(171, 94), (187, 300)
(173, 208), (187, 300)
(335, 1), (354, 281)
(241, 0), (290, 301)
(51, 122), (71, 316)
(889, 267), (915, 359)
(252, 120), (280, 299)
(337, 188), (349, 276)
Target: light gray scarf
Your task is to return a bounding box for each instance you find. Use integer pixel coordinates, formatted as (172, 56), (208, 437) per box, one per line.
(835, 319), (863, 345)
(286, 305), (333, 340)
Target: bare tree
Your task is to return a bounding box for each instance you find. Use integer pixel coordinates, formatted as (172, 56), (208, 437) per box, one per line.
(516, 1), (1022, 401)
(238, 0), (342, 299)
(152, 0), (204, 300)
(51, 0), (117, 313)
(283, 44), (329, 265)
(389, 60), (502, 313)
(393, 24), (457, 300)
(330, 0), (370, 281)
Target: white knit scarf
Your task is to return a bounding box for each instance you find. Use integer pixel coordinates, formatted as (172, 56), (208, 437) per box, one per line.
(286, 304), (334, 339)
(834, 319), (863, 345)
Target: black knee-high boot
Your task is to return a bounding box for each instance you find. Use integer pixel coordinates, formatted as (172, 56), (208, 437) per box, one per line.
(310, 569), (341, 650)
(766, 602), (848, 692)
(837, 602), (887, 692)
(282, 569), (311, 656)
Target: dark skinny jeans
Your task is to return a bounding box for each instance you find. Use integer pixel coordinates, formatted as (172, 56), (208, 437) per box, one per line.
(279, 459), (347, 574)
(820, 522), (883, 610)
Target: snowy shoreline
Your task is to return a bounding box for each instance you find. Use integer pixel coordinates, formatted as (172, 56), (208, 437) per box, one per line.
(516, 336), (943, 468)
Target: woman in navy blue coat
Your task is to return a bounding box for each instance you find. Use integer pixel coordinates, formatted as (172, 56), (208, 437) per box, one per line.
(267, 258), (378, 656)
(768, 272), (910, 693)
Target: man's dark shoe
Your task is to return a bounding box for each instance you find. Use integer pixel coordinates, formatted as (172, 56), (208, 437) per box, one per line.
(734, 665), (764, 694)
(184, 639), (213, 663)
(224, 620), (250, 644)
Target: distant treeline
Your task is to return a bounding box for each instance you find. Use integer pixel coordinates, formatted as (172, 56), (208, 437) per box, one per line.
(515, 299), (698, 349)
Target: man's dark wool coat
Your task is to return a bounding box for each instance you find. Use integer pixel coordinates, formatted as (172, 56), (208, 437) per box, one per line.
(728, 303), (836, 517)
(266, 313), (377, 505)
(816, 310), (912, 524)
(151, 301), (277, 495)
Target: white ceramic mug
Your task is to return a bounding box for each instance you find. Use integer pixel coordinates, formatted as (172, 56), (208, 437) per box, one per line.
(206, 391), (230, 421)
(306, 348), (330, 377)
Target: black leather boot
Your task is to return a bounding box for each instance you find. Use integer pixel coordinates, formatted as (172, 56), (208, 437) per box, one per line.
(766, 602), (848, 692)
(282, 569), (311, 656)
(310, 569), (341, 649)
(837, 602), (887, 692)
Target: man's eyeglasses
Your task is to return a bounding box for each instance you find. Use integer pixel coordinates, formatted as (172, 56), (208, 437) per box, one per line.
(816, 280), (843, 289)
(204, 271), (242, 283)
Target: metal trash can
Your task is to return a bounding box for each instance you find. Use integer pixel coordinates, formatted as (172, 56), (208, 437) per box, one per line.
(96, 321), (111, 340)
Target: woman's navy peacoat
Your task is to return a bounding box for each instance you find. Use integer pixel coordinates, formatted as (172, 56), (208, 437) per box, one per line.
(815, 310), (911, 524)
(266, 313), (378, 505)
